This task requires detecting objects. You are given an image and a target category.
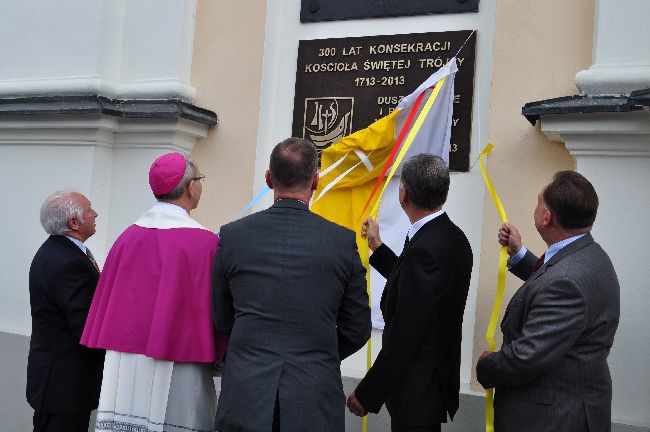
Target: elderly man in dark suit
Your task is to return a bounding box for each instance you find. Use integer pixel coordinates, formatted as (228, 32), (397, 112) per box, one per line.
(347, 154), (474, 432)
(476, 171), (620, 432)
(212, 137), (371, 432)
(27, 191), (105, 432)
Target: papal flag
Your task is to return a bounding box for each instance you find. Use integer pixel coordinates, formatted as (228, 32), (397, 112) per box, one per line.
(311, 58), (458, 328)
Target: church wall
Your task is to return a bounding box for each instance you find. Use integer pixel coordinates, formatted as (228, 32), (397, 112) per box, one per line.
(189, 0), (267, 231)
(0, 0), (198, 100)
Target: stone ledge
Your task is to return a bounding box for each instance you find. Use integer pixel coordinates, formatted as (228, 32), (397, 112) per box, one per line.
(521, 88), (650, 125)
(0, 95), (217, 127)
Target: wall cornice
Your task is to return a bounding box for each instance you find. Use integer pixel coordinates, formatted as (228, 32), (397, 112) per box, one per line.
(538, 111), (650, 158)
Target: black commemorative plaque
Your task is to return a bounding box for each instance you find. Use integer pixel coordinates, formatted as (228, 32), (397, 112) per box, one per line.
(291, 30), (476, 171)
(301, 0), (479, 23)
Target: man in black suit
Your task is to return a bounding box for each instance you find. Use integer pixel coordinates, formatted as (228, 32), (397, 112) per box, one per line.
(213, 137), (371, 432)
(347, 154), (473, 432)
(27, 191), (105, 432)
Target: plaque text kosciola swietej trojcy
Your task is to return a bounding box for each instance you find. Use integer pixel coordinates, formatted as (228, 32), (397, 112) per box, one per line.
(291, 31), (476, 171)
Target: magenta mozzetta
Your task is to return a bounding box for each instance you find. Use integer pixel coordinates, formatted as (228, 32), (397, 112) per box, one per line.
(80, 206), (227, 362)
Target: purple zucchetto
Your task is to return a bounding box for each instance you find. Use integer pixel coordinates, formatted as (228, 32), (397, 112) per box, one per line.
(148, 153), (186, 195)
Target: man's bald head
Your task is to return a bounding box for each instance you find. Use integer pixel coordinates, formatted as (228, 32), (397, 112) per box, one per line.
(269, 138), (319, 191)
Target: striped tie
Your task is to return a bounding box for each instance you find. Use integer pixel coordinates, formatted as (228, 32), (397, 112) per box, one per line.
(532, 253), (546, 273)
(86, 248), (100, 274)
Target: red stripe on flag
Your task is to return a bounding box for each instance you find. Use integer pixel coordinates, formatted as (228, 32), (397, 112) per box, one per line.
(358, 88), (429, 219)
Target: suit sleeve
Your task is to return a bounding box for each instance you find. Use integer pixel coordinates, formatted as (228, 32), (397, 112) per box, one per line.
(54, 260), (97, 340)
(369, 243), (398, 279)
(509, 250), (539, 281)
(355, 245), (446, 413)
(337, 232), (371, 360)
(212, 232), (235, 336)
(476, 277), (587, 388)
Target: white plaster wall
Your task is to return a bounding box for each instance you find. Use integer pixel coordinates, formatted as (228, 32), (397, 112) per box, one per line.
(255, 0), (496, 385)
(592, 0), (650, 66)
(0, 0), (198, 100)
(541, 112), (650, 427)
(0, 116), (209, 337)
(576, 0), (650, 94)
(0, 139), (100, 335)
(578, 155), (650, 428)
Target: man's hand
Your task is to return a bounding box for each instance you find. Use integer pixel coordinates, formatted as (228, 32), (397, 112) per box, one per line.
(498, 222), (522, 256)
(361, 217), (383, 252)
(479, 350), (492, 362)
(346, 391), (367, 417)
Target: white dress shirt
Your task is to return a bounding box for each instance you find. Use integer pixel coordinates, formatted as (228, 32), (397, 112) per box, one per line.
(65, 235), (86, 254)
(509, 233), (587, 267)
(407, 209), (445, 241)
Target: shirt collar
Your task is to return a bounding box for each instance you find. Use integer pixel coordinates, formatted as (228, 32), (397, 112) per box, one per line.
(408, 209), (445, 240)
(65, 235), (86, 254)
(275, 198), (308, 206)
(544, 233), (587, 263)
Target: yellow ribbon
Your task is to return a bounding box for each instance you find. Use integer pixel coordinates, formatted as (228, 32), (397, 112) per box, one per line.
(478, 143), (509, 432)
(359, 241), (372, 432)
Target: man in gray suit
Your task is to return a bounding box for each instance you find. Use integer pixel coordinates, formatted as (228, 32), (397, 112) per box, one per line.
(476, 171), (620, 432)
(213, 137), (371, 432)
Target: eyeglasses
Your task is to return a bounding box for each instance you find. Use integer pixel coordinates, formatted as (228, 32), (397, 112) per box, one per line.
(192, 175), (205, 182)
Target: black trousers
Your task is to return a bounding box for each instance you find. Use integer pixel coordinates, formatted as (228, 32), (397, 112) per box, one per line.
(33, 411), (91, 432)
(272, 390), (280, 432)
(391, 419), (441, 432)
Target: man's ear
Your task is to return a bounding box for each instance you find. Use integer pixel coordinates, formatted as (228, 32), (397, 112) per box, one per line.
(68, 217), (80, 232)
(265, 170), (274, 190)
(543, 208), (553, 227)
(186, 180), (196, 200)
(311, 173), (319, 191)
(399, 186), (408, 205)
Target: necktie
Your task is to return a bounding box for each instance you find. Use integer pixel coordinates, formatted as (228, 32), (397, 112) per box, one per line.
(403, 235), (410, 252)
(532, 253), (546, 273)
(86, 248), (101, 274)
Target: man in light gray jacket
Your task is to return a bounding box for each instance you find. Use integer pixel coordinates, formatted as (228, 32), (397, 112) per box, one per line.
(477, 171), (620, 432)
(213, 137), (371, 432)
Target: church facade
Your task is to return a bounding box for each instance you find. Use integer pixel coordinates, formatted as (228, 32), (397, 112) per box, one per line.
(1, 0), (648, 429)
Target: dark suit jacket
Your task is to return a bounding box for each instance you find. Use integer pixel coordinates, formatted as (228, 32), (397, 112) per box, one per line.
(27, 235), (105, 415)
(476, 233), (620, 432)
(355, 213), (473, 426)
(213, 199), (371, 432)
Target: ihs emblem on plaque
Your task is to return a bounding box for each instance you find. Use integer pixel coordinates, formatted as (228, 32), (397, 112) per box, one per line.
(303, 97), (354, 151)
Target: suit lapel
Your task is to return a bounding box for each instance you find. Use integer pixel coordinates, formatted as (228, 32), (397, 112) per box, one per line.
(530, 233), (594, 282)
(389, 213), (450, 277)
(382, 213), (451, 318)
(502, 233), (595, 324)
(51, 235), (98, 275)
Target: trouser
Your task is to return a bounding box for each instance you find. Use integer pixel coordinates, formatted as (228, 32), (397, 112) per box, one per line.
(391, 419), (441, 432)
(272, 390), (280, 432)
(33, 410), (91, 432)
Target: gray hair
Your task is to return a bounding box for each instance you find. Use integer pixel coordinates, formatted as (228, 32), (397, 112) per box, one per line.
(40, 191), (84, 235)
(401, 154), (450, 210)
(155, 153), (197, 201)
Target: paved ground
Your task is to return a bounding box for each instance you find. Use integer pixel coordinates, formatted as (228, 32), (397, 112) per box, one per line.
(343, 377), (484, 432)
(1, 332), (647, 431)
(342, 376), (649, 432)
